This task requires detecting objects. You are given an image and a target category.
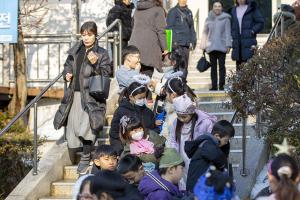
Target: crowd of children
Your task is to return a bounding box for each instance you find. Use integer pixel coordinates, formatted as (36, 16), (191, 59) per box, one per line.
(72, 44), (300, 200)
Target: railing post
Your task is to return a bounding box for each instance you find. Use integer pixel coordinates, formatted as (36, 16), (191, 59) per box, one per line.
(64, 81), (67, 141)
(33, 102), (38, 175)
(113, 31), (119, 77)
(118, 21), (122, 69)
(241, 115), (248, 177)
(280, 12), (285, 37)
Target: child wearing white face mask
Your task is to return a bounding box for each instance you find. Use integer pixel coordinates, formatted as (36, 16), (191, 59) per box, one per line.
(109, 81), (161, 156)
(119, 115), (166, 172)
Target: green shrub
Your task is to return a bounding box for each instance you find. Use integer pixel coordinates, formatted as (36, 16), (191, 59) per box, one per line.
(0, 111), (34, 199)
(227, 23), (300, 154)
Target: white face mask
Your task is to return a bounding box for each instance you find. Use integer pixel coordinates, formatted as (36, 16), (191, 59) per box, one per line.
(135, 98), (146, 107)
(131, 131), (144, 141)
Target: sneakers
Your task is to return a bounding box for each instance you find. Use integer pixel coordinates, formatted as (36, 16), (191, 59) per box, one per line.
(77, 153), (91, 175)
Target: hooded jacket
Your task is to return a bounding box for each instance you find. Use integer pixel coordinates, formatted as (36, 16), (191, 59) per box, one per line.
(138, 170), (183, 200)
(106, 1), (134, 42)
(200, 11), (232, 53)
(109, 98), (158, 155)
(129, 0), (167, 71)
(184, 134), (228, 192)
(230, 1), (264, 61)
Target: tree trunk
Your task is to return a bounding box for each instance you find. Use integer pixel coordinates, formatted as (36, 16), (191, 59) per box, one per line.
(8, 21), (27, 120)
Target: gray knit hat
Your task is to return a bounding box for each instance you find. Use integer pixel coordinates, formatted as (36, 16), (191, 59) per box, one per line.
(159, 148), (184, 168)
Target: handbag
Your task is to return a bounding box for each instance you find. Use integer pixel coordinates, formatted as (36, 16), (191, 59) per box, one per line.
(196, 52), (211, 73)
(89, 71), (111, 101)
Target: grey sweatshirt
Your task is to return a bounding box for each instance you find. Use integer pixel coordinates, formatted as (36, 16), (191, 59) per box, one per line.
(200, 11), (232, 53)
(116, 65), (140, 91)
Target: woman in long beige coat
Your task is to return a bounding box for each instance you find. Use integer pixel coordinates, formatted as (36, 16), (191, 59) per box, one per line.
(129, 0), (167, 77)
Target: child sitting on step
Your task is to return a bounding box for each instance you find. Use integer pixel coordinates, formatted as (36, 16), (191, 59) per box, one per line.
(119, 115), (166, 172)
(185, 120), (235, 192)
(90, 144), (118, 174)
(117, 154), (146, 186)
(109, 79), (160, 155)
(138, 148), (185, 200)
(116, 45), (141, 92)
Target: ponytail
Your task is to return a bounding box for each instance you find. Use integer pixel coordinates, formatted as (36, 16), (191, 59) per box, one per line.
(270, 154), (300, 200)
(276, 174), (300, 200)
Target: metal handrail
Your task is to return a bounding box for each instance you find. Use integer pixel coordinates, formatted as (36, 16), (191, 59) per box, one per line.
(0, 19), (123, 175)
(229, 8), (295, 177)
(0, 73), (63, 137)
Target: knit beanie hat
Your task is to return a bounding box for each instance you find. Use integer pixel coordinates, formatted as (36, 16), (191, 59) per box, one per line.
(173, 94), (196, 115)
(159, 148), (184, 168)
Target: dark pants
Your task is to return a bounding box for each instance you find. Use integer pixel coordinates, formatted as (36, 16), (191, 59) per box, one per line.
(178, 46), (190, 79)
(208, 51), (226, 89)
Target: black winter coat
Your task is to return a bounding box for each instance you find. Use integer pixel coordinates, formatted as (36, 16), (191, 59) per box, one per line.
(184, 134), (227, 192)
(59, 40), (111, 132)
(230, 1), (264, 61)
(109, 99), (158, 155)
(166, 4), (196, 48)
(106, 1), (134, 42)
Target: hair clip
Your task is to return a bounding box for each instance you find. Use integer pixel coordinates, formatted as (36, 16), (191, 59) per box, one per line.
(277, 166), (292, 178)
(120, 116), (130, 134)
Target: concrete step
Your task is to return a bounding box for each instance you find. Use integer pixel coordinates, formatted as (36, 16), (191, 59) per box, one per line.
(197, 101), (234, 113)
(50, 180), (75, 197)
(194, 91), (230, 101)
(64, 165), (79, 180)
(40, 196), (72, 200)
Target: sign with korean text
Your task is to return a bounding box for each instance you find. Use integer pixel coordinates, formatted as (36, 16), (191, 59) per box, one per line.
(0, 0), (18, 43)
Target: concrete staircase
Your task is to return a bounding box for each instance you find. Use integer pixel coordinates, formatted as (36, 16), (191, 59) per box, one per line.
(39, 34), (268, 200)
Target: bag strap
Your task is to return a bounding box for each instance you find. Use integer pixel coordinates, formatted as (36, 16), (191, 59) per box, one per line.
(145, 171), (170, 192)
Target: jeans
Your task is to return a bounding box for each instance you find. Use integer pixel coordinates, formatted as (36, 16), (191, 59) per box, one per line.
(208, 51), (226, 89)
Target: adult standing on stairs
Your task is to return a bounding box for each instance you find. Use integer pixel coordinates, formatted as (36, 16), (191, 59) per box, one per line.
(200, 0), (232, 91)
(166, 0), (197, 79)
(129, 0), (168, 77)
(55, 21), (111, 174)
(230, 0), (264, 69)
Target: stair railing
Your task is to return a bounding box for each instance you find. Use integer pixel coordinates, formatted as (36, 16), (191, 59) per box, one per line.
(0, 19), (122, 175)
(230, 7), (295, 177)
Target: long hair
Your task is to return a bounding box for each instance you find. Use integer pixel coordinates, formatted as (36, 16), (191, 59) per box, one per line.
(270, 154), (300, 200)
(175, 113), (198, 143)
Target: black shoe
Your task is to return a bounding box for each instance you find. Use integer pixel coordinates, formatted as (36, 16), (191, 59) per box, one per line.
(219, 86), (224, 91)
(209, 87), (218, 91)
